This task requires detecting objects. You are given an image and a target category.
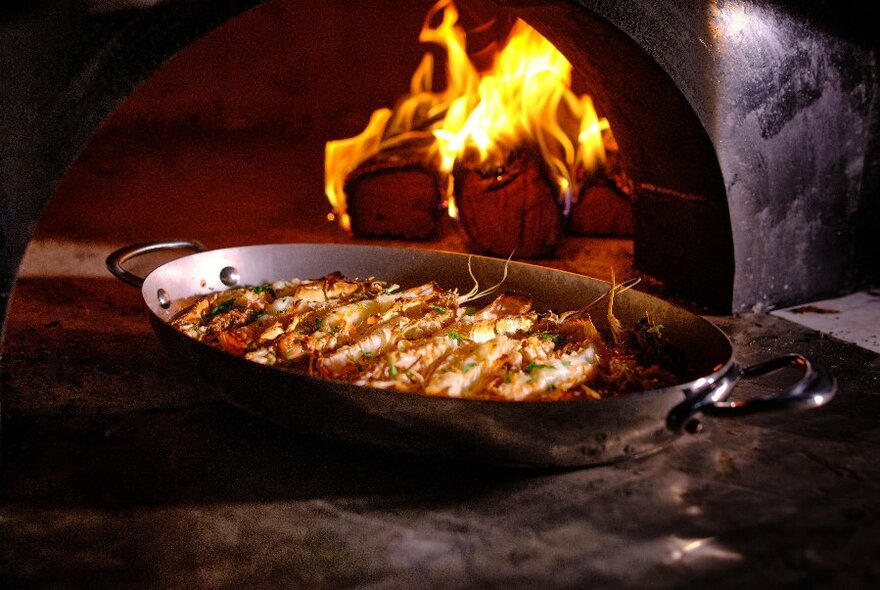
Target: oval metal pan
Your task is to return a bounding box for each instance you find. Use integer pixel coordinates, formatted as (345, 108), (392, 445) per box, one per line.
(132, 243), (735, 467)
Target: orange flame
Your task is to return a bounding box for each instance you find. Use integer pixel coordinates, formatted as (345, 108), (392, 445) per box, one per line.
(325, 0), (612, 227)
(325, 109), (392, 232)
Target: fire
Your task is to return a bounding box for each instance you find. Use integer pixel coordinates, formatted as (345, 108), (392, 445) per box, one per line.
(325, 0), (612, 227)
(325, 109), (392, 232)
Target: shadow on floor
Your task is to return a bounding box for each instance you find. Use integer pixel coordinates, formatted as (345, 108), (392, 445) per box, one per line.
(0, 402), (549, 509)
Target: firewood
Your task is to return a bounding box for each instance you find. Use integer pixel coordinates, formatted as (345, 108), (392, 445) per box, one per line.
(453, 147), (564, 258)
(344, 139), (443, 240)
(569, 181), (634, 236)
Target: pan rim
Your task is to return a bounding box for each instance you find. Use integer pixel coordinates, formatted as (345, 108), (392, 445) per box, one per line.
(140, 242), (737, 404)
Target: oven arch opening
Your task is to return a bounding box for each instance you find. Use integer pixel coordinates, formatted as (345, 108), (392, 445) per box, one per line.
(4, 0), (876, 343)
(16, 0), (736, 313)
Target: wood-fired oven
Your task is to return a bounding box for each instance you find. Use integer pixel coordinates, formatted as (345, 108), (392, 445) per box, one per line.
(1, 1), (879, 587)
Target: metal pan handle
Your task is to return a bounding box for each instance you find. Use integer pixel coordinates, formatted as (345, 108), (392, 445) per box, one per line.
(106, 240), (205, 288)
(667, 353), (836, 433)
(703, 353), (836, 416)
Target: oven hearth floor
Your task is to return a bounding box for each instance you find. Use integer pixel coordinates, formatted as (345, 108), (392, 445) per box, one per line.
(2, 273), (879, 588)
(2, 130), (879, 587)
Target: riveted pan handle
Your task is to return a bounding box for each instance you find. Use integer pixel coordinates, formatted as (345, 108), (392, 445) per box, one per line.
(106, 240), (205, 287)
(668, 354), (836, 433)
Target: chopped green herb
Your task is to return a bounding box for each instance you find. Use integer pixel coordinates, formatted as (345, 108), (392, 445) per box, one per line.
(431, 305), (449, 315)
(462, 361), (476, 373)
(504, 372), (513, 383)
(525, 361), (554, 373)
(388, 354), (398, 377)
(330, 325), (341, 334)
(406, 372), (416, 382)
(208, 299), (235, 316)
(464, 306), (476, 316)
(447, 331), (463, 343)
(647, 324), (664, 335)
(315, 317), (323, 330)
(361, 350), (373, 358)
(561, 360), (571, 366)
(540, 332), (565, 346)
(249, 283), (275, 296)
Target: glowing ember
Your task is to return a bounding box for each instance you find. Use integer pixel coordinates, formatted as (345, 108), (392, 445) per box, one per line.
(324, 0), (612, 228)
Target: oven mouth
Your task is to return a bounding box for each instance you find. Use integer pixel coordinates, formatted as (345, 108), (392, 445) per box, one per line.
(82, 0), (737, 311)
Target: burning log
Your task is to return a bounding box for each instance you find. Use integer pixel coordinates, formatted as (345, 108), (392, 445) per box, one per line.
(325, 1), (620, 250)
(569, 181), (634, 236)
(568, 135), (633, 236)
(344, 138), (443, 240)
(453, 147), (564, 258)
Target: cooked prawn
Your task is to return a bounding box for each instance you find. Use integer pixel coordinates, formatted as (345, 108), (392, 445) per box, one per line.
(170, 269), (682, 400)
